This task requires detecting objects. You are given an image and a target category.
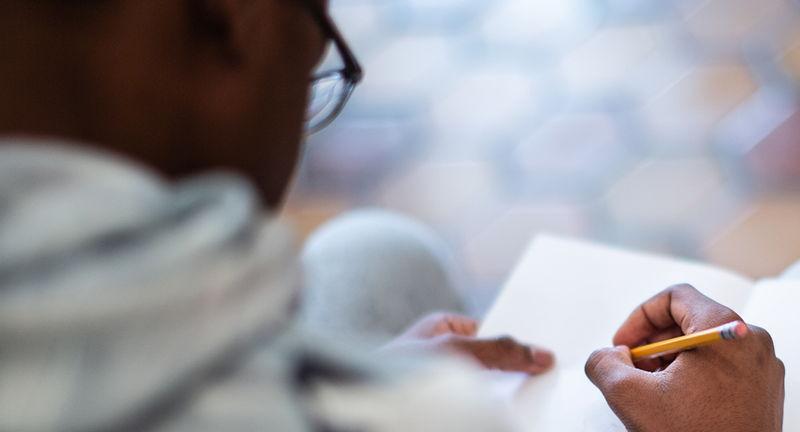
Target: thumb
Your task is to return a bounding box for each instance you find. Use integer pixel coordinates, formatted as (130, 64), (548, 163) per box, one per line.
(585, 346), (649, 395)
(585, 347), (661, 431)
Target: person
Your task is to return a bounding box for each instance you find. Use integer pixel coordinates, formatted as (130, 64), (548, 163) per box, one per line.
(0, 1), (785, 431)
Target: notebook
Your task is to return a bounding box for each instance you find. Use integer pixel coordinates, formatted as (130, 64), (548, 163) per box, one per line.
(478, 235), (800, 431)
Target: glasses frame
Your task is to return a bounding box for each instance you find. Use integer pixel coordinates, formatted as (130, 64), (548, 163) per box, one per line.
(301, 0), (364, 133)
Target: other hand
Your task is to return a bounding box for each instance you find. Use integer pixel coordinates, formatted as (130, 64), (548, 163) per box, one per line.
(383, 312), (555, 375)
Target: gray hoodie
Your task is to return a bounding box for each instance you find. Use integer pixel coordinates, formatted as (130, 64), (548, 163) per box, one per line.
(0, 139), (510, 432)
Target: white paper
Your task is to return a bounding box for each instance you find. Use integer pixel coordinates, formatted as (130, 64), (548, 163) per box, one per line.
(743, 279), (800, 431)
(479, 235), (757, 431)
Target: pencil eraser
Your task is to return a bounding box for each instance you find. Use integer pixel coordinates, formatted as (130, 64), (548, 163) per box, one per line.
(734, 321), (748, 338)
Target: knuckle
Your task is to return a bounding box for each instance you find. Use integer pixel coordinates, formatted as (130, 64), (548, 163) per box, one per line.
(667, 283), (697, 295)
(494, 336), (518, 351)
(777, 358), (786, 377)
(686, 305), (740, 330)
(748, 325), (776, 354)
(584, 348), (610, 377)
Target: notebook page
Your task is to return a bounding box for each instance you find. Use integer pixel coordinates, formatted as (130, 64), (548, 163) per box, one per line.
(479, 235), (755, 432)
(743, 279), (800, 430)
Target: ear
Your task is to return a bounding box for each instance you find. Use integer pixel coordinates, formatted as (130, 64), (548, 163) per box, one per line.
(188, 0), (248, 66)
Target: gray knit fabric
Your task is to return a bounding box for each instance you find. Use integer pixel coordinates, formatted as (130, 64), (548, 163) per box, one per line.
(0, 139), (510, 432)
(300, 210), (466, 342)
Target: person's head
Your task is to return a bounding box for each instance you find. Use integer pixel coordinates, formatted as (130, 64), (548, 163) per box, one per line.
(0, 0), (351, 207)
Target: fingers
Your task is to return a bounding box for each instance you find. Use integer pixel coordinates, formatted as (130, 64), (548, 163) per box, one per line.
(397, 313), (553, 374)
(585, 346), (653, 400)
(447, 335), (555, 375)
(402, 312), (479, 339)
(443, 314), (478, 337)
(613, 284), (742, 348)
(631, 326), (685, 372)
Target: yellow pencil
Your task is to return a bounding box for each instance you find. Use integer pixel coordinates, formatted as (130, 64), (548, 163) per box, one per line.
(630, 321), (748, 362)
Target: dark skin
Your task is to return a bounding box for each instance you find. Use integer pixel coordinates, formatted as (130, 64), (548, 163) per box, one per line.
(0, 0), (315, 207)
(586, 285), (784, 431)
(0, 1), (783, 428)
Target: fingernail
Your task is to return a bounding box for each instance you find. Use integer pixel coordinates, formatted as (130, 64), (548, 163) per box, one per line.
(531, 349), (555, 366)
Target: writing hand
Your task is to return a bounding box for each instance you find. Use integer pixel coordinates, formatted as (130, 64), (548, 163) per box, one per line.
(585, 284), (784, 432)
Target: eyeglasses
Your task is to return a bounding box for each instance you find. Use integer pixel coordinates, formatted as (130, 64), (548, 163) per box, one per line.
(301, 0), (364, 134)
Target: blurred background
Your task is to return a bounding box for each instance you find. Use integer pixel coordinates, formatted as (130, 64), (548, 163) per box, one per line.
(282, 0), (800, 314)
